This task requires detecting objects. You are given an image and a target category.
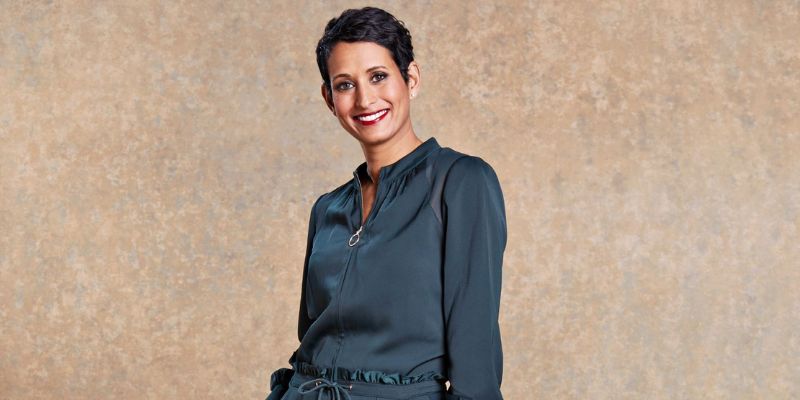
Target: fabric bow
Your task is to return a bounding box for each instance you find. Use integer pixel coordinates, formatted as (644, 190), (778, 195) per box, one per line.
(297, 377), (353, 400)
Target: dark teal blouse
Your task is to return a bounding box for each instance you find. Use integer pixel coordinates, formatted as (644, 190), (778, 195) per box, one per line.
(270, 136), (506, 400)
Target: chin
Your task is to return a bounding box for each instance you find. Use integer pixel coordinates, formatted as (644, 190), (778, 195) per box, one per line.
(348, 128), (395, 146)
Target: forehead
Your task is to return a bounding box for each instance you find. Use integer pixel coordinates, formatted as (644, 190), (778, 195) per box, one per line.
(327, 41), (395, 77)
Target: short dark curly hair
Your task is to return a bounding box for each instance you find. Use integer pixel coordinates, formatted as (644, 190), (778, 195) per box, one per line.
(316, 6), (414, 94)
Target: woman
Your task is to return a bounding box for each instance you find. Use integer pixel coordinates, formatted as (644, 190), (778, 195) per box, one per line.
(267, 6), (507, 400)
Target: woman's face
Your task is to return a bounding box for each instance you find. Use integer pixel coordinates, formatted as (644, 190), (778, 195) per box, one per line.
(322, 41), (419, 146)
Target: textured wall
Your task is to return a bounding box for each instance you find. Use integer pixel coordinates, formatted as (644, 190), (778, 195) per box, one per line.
(1, 1), (798, 399)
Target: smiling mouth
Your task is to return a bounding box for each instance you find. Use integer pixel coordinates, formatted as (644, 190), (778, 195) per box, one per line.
(353, 109), (389, 125)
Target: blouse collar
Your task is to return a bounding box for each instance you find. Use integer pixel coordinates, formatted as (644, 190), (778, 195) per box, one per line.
(352, 136), (441, 186)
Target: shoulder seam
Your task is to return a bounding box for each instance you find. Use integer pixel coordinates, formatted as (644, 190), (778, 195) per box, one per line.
(427, 152), (470, 226)
(441, 154), (477, 194)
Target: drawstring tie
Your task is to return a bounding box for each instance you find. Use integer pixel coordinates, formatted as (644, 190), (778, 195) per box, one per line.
(297, 377), (353, 400)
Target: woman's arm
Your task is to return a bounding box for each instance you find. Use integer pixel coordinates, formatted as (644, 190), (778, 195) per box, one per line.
(297, 195), (322, 343)
(441, 156), (507, 400)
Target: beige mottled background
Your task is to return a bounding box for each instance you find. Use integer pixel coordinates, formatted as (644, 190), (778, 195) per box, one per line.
(1, 1), (798, 399)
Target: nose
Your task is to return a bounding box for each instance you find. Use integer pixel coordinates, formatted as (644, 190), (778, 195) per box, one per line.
(355, 82), (376, 110)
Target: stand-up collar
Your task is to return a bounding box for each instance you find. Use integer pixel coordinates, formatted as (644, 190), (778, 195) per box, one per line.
(352, 137), (441, 185)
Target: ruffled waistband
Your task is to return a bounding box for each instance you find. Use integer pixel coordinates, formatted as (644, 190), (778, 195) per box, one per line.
(291, 360), (446, 385)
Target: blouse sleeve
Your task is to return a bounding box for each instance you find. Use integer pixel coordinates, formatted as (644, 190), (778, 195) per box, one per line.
(296, 195), (322, 343)
(441, 156), (507, 400)
(266, 195), (321, 400)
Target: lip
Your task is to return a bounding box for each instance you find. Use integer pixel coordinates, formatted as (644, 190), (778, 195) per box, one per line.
(353, 108), (389, 126)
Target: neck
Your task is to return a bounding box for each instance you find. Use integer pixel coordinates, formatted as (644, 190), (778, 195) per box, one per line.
(360, 130), (423, 185)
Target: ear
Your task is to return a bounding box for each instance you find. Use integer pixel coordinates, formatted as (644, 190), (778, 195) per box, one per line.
(405, 61), (421, 98)
(321, 83), (336, 115)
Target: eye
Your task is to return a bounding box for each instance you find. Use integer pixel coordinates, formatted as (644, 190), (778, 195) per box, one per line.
(336, 81), (353, 91)
(372, 72), (387, 82)
(335, 72), (386, 91)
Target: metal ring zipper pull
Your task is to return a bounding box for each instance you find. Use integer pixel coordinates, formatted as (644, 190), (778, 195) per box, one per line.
(348, 225), (363, 246)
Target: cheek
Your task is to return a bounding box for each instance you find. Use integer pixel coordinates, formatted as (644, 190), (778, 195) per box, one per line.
(333, 99), (354, 124)
(387, 83), (409, 104)
(332, 97), (349, 113)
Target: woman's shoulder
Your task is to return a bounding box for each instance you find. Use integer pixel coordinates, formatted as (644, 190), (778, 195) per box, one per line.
(307, 174), (353, 216)
(436, 146), (501, 185)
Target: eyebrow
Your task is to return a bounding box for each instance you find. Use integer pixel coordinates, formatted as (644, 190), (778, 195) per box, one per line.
(332, 65), (387, 81)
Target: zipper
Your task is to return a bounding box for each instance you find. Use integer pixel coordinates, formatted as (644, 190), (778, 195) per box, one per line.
(348, 173), (381, 246)
(330, 172), (384, 383)
(348, 225), (362, 247)
(329, 245), (354, 385)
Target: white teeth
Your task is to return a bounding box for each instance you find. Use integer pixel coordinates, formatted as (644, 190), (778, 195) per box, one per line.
(356, 109), (387, 122)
